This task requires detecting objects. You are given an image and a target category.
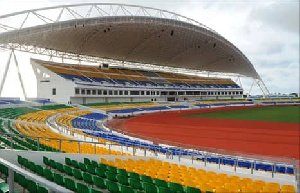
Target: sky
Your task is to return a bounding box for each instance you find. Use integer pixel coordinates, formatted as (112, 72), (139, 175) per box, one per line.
(0, 0), (299, 99)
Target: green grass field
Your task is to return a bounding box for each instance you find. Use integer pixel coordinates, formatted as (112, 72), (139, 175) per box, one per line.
(185, 105), (300, 123)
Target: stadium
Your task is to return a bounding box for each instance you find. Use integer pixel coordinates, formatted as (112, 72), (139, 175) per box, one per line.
(0, 3), (299, 193)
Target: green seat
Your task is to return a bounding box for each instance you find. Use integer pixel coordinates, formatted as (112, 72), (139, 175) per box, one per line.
(49, 159), (56, 169)
(91, 160), (99, 168)
(117, 169), (128, 176)
(64, 165), (74, 176)
(116, 174), (129, 186)
(0, 182), (9, 193)
(84, 158), (91, 165)
(37, 185), (48, 193)
(120, 185), (134, 193)
(90, 188), (103, 193)
(23, 159), (30, 169)
(135, 191), (144, 193)
(154, 179), (167, 188)
(71, 160), (79, 168)
(98, 163), (107, 170)
(158, 186), (171, 193)
(76, 182), (89, 193)
(36, 165), (45, 176)
(106, 180), (120, 193)
(128, 178), (143, 190)
(29, 162), (37, 173)
(14, 172), (20, 183)
(140, 175), (153, 183)
(87, 165), (96, 175)
(54, 173), (65, 186)
(83, 172), (93, 185)
(96, 168), (106, 178)
(43, 168), (54, 181)
(56, 163), (65, 173)
(107, 166), (117, 173)
(168, 182), (184, 192)
(65, 157), (72, 166)
(79, 162), (87, 171)
(106, 171), (117, 182)
(143, 182), (157, 193)
(186, 186), (201, 193)
(73, 168), (83, 180)
(65, 177), (77, 191)
(43, 156), (50, 166)
(27, 180), (38, 193)
(93, 176), (106, 189)
(17, 155), (24, 166)
(128, 172), (140, 180)
(17, 175), (28, 190)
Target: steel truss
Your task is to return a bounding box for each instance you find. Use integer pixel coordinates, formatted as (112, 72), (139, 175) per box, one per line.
(0, 3), (216, 34)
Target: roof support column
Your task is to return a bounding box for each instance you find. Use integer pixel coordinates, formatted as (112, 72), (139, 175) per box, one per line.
(12, 50), (28, 100)
(0, 50), (13, 96)
(254, 78), (270, 97)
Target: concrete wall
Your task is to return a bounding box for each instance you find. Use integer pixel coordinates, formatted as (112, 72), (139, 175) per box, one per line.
(32, 60), (75, 104)
(0, 149), (295, 186)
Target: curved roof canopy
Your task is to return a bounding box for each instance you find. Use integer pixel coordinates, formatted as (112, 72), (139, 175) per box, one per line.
(0, 3), (259, 79)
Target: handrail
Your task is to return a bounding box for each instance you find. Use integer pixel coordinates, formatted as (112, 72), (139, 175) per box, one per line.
(0, 156), (72, 193)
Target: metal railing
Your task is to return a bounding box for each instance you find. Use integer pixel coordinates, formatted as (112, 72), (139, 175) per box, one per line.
(0, 157), (72, 193)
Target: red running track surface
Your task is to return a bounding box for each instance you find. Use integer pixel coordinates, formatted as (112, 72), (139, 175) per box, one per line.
(107, 106), (299, 160)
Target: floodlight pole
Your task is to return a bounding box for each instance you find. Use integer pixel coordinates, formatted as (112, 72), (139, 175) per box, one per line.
(0, 50), (13, 96)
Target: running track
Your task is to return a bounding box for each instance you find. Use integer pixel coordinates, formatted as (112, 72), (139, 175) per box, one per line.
(107, 106), (299, 159)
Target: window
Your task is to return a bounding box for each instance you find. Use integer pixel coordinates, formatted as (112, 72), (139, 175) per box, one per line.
(103, 90), (107, 95)
(92, 90), (96, 95)
(109, 90), (113, 95)
(130, 91), (139, 95)
(52, 88), (56, 95)
(98, 90), (102, 95)
(156, 91), (160, 95)
(119, 91), (123, 95)
(75, 88), (80, 95)
(146, 91), (150, 95)
(141, 91), (145, 95)
(87, 90), (91, 95)
(114, 91), (118, 95)
(81, 89), (86, 95)
(124, 91), (128, 95)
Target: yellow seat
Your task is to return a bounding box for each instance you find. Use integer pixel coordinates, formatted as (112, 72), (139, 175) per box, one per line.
(281, 184), (296, 193)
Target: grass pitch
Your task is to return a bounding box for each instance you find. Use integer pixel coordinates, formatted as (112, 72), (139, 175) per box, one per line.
(185, 105), (300, 123)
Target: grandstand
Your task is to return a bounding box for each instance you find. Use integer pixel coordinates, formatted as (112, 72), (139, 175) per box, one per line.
(0, 3), (298, 193)
(31, 59), (243, 104)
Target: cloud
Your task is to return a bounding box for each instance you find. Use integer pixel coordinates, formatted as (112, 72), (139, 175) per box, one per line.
(249, 2), (299, 34)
